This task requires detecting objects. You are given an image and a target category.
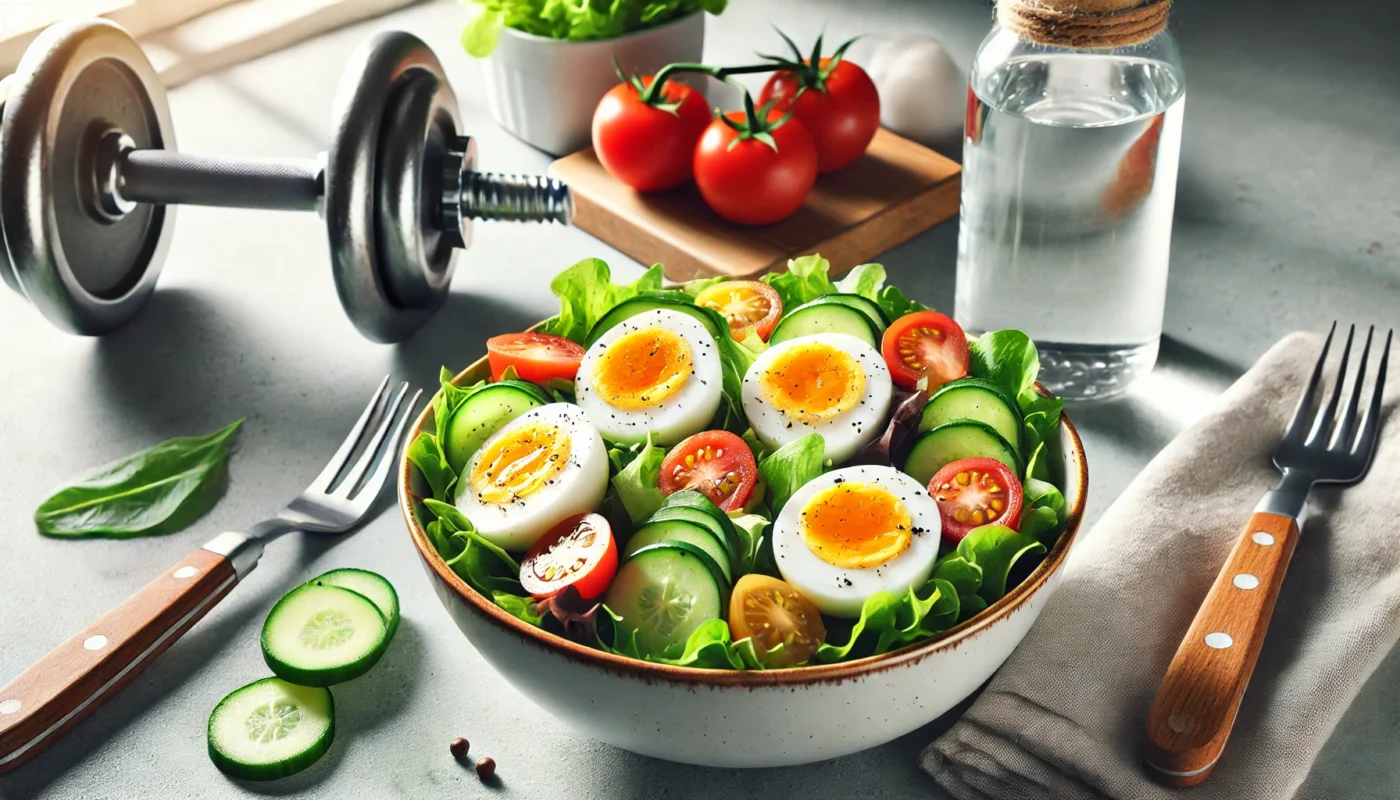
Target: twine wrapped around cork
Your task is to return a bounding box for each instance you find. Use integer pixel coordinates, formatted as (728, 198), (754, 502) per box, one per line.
(997, 0), (1170, 49)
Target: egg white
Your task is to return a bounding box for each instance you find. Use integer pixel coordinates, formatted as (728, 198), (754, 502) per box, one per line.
(773, 465), (942, 618)
(455, 403), (609, 552)
(575, 308), (723, 445)
(742, 332), (893, 465)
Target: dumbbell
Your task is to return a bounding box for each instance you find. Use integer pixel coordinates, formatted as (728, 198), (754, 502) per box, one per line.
(0, 19), (571, 343)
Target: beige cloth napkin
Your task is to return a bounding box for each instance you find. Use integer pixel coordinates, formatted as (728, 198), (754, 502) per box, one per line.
(922, 332), (1400, 799)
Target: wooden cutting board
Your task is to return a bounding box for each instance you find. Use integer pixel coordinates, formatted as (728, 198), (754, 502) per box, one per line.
(548, 127), (961, 282)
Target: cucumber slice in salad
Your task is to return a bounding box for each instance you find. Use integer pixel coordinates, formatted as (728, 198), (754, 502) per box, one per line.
(917, 378), (1024, 457)
(586, 295), (726, 346)
(624, 518), (733, 582)
(208, 677), (334, 781)
(261, 583), (388, 687)
(768, 300), (881, 348)
(650, 492), (744, 566)
(804, 293), (889, 331)
(307, 569), (400, 640)
(605, 541), (728, 660)
(443, 381), (548, 473)
(903, 420), (1022, 485)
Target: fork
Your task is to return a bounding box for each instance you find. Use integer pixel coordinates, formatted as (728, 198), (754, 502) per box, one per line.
(1143, 323), (1392, 786)
(0, 377), (421, 774)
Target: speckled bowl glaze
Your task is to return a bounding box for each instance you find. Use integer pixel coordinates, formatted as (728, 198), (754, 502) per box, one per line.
(400, 351), (1088, 768)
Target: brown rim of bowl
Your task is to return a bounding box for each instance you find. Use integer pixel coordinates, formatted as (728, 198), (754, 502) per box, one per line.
(398, 351), (1088, 686)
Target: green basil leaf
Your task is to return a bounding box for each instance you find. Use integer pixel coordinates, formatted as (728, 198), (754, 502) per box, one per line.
(955, 524), (1046, 602)
(757, 433), (825, 516)
(34, 420), (243, 539)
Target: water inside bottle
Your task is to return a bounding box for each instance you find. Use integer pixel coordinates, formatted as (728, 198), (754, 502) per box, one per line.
(956, 53), (1186, 399)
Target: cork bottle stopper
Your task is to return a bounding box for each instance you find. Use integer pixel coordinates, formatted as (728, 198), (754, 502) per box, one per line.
(998, 0), (1171, 49)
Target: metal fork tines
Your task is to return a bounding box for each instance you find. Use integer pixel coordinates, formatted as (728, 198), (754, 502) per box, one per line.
(1260, 323), (1393, 518)
(207, 376), (422, 576)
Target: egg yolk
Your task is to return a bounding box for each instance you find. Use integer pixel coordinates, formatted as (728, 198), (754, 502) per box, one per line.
(759, 342), (865, 425)
(469, 422), (570, 504)
(592, 327), (692, 410)
(798, 482), (913, 569)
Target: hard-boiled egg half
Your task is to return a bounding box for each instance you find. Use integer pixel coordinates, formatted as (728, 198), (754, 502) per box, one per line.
(575, 308), (723, 445)
(742, 333), (893, 464)
(455, 403), (609, 551)
(773, 465), (941, 618)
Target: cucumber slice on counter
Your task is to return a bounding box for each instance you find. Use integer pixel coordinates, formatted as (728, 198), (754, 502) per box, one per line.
(917, 378), (1024, 456)
(768, 301), (881, 348)
(261, 583), (388, 687)
(624, 518), (733, 582)
(806, 293), (889, 331)
(605, 541), (728, 660)
(208, 677), (334, 781)
(586, 295), (726, 346)
(443, 381), (547, 473)
(903, 420), (1022, 485)
(307, 569), (400, 640)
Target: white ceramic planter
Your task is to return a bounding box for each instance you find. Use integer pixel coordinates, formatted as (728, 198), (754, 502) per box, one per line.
(479, 12), (706, 156)
(400, 347), (1089, 768)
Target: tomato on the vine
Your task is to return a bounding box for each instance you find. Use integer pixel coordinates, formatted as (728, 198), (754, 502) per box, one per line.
(759, 37), (880, 173)
(592, 76), (711, 191)
(658, 430), (759, 512)
(693, 109), (817, 226)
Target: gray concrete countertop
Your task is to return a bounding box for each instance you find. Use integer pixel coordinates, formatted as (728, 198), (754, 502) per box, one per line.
(2, 0), (1397, 797)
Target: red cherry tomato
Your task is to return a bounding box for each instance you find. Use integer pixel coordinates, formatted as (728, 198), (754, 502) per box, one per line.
(659, 430), (759, 512)
(592, 77), (712, 191)
(881, 310), (969, 391)
(694, 280), (784, 341)
(486, 332), (585, 385)
(693, 111), (818, 226)
(927, 458), (1023, 544)
(519, 513), (618, 600)
(760, 57), (881, 173)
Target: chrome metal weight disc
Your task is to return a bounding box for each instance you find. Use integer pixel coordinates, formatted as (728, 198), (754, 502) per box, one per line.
(374, 70), (462, 309)
(0, 19), (173, 334)
(325, 31), (451, 343)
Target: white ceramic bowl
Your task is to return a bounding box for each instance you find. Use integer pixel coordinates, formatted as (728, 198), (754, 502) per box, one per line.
(479, 12), (706, 155)
(400, 354), (1088, 768)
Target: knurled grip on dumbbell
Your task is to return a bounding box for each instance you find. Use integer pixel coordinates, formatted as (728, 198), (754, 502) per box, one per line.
(120, 150), (322, 212)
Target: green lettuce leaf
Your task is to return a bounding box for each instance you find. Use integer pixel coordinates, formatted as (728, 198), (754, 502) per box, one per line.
(757, 433), (825, 516)
(875, 284), (926, 321)
(539, 258), (664, 343)
(611, 434), (668, 524)
(969, 330), (1040, 409)
(461, 0), (726, 57)
(762, 254), (839, 310)
(1020, 477), (1068, 546)
(955, 524), (1046, 603)
(492, 590), (543, 625)
(833, 262), (886, 300)
(729, 512), (770, 575)
(815, 579), (954, 662)
(653, 619), (744, 669)
(406, 432), (455, 501)
(425, 498), (523, 595)
(680, 275), (730, 297)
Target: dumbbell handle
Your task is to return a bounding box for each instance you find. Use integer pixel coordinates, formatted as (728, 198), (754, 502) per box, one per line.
(120, 150), (322, 212)
(114, 148), (571, 225)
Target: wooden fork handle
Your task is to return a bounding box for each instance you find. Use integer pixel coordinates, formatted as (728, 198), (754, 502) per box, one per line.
(1143, 511), (1300, 785)
(0, 546), (242, 774)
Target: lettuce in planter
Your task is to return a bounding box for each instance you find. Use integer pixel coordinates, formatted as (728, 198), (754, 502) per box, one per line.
(463, 0), (727, 57)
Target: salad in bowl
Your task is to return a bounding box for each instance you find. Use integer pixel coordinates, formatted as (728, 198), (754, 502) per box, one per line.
(400, 254), (1086, 765)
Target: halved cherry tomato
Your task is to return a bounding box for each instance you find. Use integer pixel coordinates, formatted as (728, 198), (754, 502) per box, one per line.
(694, 280), (784, 341)
(727, 574), (826, 667)
(927, 457), (1023, 544)
(486, 332), (585, 385)
(519, 513), (618, 600)
(592, 77), (712, 191)
(881, 310), (969, 390)
(658, 430), (758, 512)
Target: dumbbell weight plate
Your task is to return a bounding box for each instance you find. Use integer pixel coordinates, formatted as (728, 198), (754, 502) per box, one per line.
(374, 70), (461, 309)
(326, 31), (453, 344)
(0, 19), (173, 335)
